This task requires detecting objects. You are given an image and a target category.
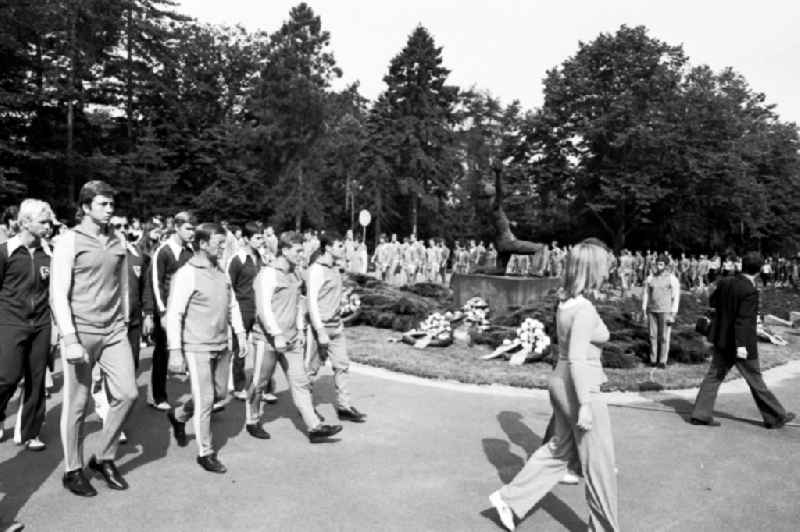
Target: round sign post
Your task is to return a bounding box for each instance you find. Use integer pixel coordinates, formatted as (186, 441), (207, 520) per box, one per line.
(358, 209), (371, 242)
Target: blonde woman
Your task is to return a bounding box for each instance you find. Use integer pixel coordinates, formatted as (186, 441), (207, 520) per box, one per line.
(489, 237), (619, 531)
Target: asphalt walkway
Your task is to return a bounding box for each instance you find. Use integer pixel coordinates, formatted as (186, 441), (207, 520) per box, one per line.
(1, 349), (799, 531)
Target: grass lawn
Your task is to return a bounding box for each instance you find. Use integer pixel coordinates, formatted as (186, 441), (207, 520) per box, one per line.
(346, 324), (800, 392)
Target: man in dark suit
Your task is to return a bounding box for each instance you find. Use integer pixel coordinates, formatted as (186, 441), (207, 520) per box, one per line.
(691, 252), (795, 428)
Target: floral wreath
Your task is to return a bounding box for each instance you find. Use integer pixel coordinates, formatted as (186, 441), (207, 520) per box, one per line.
(481, 317), (551, 365)
(341, 289), (361, 316)
(462, 296), (491, 331)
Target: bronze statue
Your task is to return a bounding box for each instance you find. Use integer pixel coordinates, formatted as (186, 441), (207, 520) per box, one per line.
(479, 165), (548, 274)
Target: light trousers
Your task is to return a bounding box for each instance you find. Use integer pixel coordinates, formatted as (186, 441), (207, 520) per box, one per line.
(499, 377), (619, 531)
(647, 312), (672, 364)
(61, 326), (138, 472)
(305, 325), (352, 410)
(245, 339), (319, 430)
(175, 350), (230, 457)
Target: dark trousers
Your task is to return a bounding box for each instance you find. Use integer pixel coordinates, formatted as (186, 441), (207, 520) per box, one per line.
(128, 323), (141, 372)
(150, 316), (168, 404)
(230, 312), (255, 392)
(692, 348), (787, 426)
(0, 325), (49, 441)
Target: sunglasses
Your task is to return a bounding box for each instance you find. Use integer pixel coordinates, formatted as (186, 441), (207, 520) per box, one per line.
(113, 223), (128, 230)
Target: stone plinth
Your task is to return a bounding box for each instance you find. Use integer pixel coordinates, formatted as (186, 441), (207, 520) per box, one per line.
(450, 273), (561, 310)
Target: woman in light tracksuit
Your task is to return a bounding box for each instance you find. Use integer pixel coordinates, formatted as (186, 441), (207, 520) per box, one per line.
(489, 238), (620, 531)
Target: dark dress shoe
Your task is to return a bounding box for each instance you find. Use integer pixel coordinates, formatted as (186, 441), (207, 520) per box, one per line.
(167, 411), (188, 447)
(88, 456), (129, 490)
(62, 469), (97, 497)
(656, 363), (667, 369)
(197, 453), (227, 474)
(765, 411), (796, 429)
(690, 417), (721, 427)
(246, 424), (271, 440)
(337, 406), (367, 423)
(308, 424), (343, 443)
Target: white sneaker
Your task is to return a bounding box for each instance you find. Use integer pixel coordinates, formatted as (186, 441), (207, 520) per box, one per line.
(262, 392), (278, 404)
(231, 390), (247, 401)
(489, 490), (515, 531)
(25, 437), (46, 451)
(559, 471), (581, 485)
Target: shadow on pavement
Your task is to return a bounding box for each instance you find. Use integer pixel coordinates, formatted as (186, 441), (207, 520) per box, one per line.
(482, 410), (586, 531)
(653, 394), (766, 428)
(116, 382), (171, 476)
(0, 402), (63, 522)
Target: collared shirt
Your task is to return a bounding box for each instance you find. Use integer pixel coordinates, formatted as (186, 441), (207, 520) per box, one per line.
(0, 235), (52, 327)
(50, 224), (129, 341)
(144, 236), (192, 315)
(166, 256), (244, 352)
(307, 259), (343, 330)
(227, 248), (262, 322)
(253, 256), (303, 343)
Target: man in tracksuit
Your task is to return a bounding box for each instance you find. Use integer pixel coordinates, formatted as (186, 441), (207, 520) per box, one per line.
(227, 221), (264, 399)
(0, 199), (56, 450)
(165, 223), (247, 473)
(247, 231), (342, 443)
(93, 215), (149, 443)
(306, 232), (366, 423)
(142, 211), (195, 410)
(51, 180), (138, 497)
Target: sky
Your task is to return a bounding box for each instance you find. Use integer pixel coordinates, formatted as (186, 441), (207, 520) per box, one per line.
(178, 0), (800, 124)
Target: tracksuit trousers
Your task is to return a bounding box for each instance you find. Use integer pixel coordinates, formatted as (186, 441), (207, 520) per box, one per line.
(648, 312), (672, 364)
(175, 349), (231, 457)
(149, 316), (169, 404)
(61, 326), (138, 472)
(305, 326), (352, 411)
(245, 339), (318, 429)
(499, 377), (619, 531)
(0, 325), (49, 442)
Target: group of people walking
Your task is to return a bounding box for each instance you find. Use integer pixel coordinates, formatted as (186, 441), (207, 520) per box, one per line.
(0, 180), (367, 505)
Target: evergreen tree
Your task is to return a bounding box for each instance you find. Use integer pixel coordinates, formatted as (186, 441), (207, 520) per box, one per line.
(381, 25), (458, 235)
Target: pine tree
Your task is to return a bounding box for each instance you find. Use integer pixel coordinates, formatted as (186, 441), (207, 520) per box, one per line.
(381, 25), (458, 235)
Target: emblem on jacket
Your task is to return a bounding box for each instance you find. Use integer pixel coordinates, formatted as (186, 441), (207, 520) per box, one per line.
(133, 265), (142, 278)
(40, 266), (50, 281)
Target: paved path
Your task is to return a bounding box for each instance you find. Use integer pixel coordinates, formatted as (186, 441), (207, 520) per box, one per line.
(1, 349), (799, 531)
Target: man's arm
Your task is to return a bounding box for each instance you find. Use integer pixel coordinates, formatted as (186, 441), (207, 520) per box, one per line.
(165, 266), (194, 352)
(734, 288), (758, 357)
(306, 263), (327, 336)
(670, 274), (680, 315)
(119, 249), (130, 325)
(49, 232), (77, 343)
(253, 269), (282, 338)
(641, 276), (650, 313)
(150, 245), (169, 315)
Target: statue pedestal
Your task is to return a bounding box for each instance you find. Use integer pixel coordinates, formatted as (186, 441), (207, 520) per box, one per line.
(450, 273), (560, 310)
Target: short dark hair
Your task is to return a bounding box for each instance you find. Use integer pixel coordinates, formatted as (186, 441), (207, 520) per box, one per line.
(242, 221), (260, 239)
(741, 252), (763, 275)
(192, 222), (225, 250)
(79, 180), (115, 209)
(173, 211), (197, 228)
(277, 231), (304, 253)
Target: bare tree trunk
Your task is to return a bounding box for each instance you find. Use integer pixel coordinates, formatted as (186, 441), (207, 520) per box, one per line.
(410, 194), (418, 236)
(374, 188), (382, 248)
(126, 2), (134, 143)
(294, 165), (303, 231)
(67, 10), (77, 202)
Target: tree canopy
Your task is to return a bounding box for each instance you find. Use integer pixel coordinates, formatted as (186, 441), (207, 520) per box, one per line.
(1, 4), (797, 254)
